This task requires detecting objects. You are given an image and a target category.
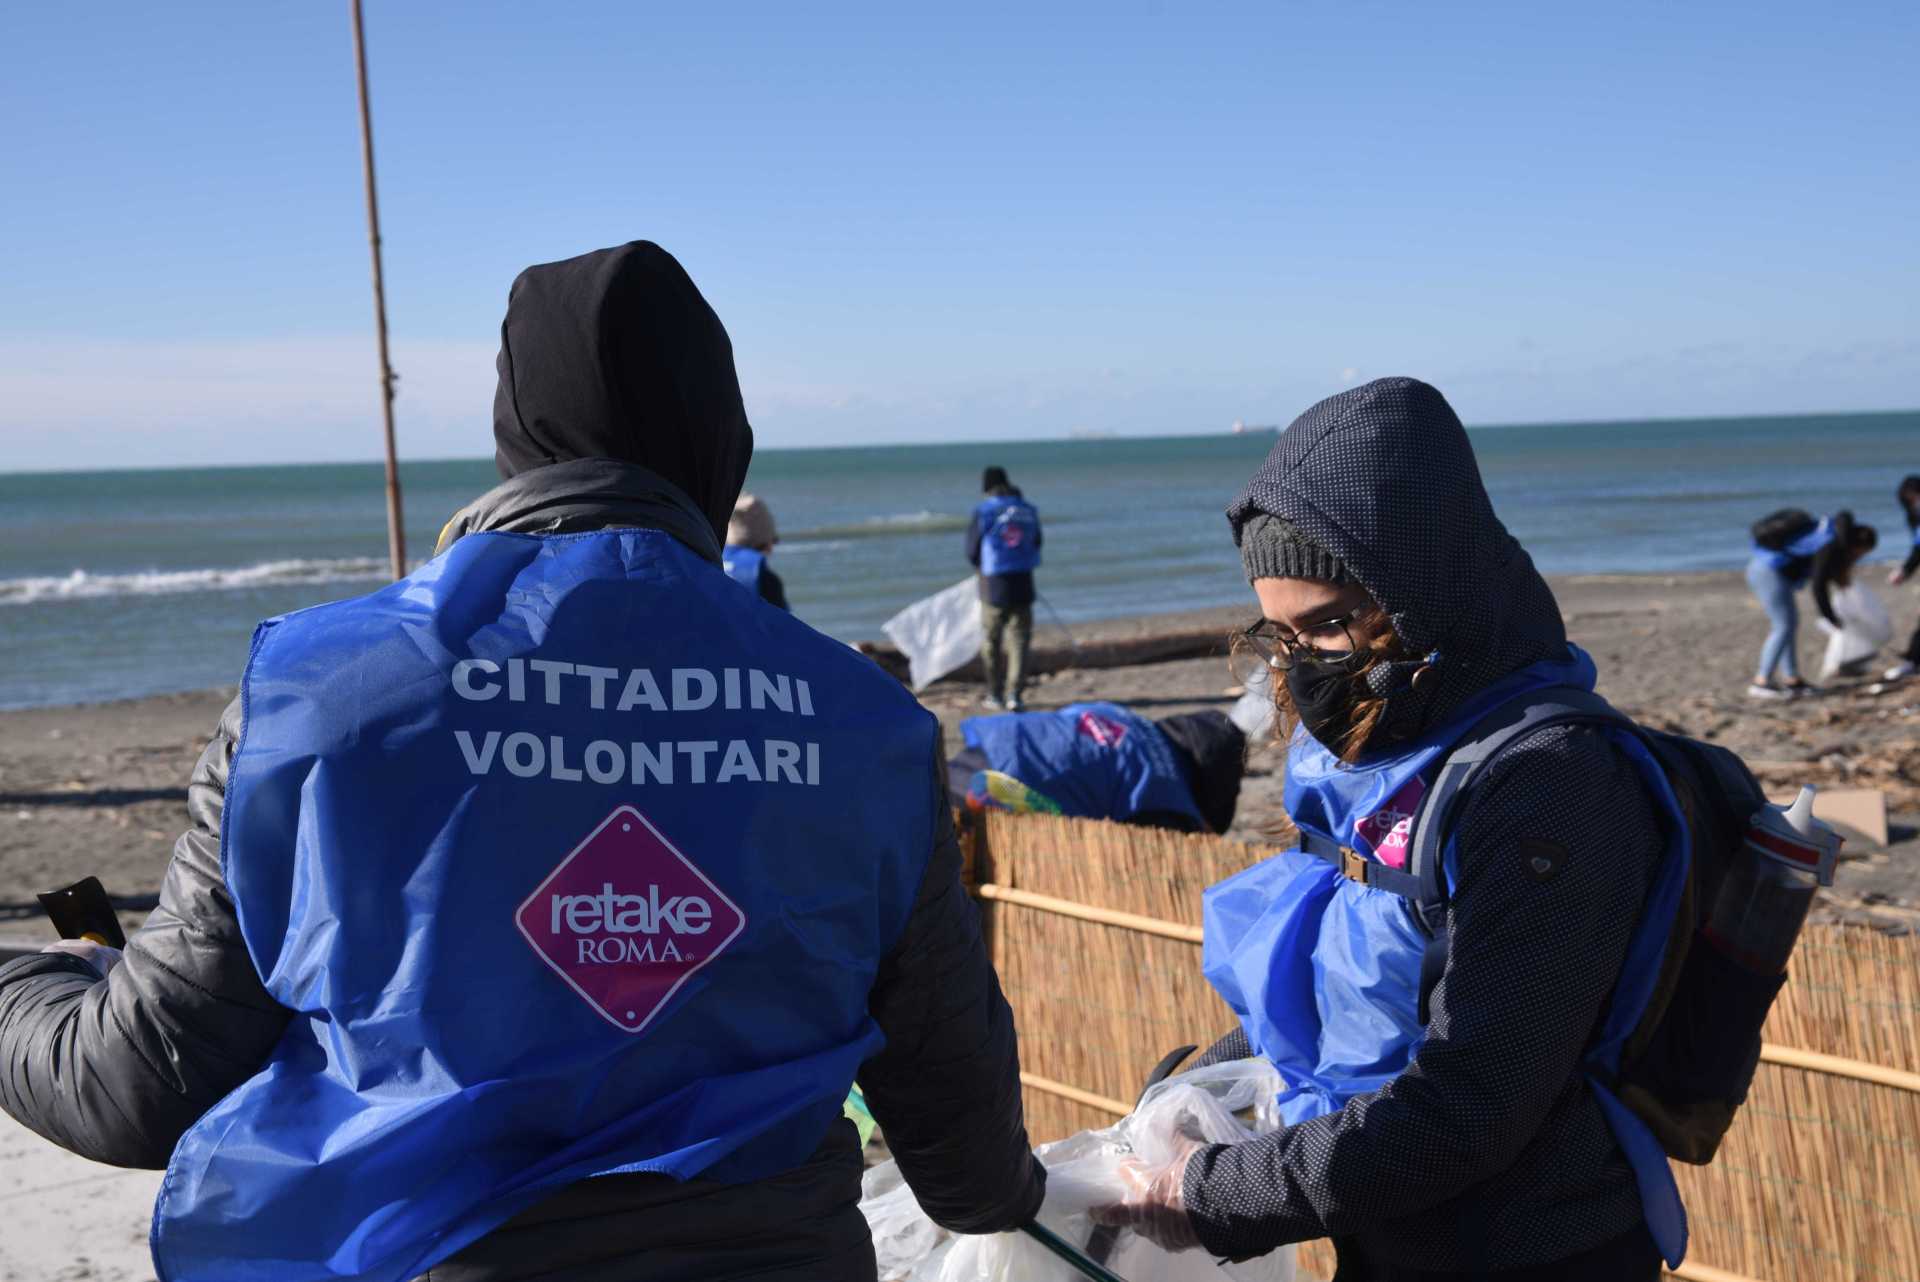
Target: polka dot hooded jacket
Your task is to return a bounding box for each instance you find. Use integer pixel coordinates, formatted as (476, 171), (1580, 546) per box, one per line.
(1191, 379), (1670, 1271)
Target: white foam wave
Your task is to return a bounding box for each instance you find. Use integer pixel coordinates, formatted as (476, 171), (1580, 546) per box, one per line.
(0, 557), (391, 606)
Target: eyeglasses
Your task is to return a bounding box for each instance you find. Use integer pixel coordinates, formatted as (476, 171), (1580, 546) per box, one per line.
(1238, 614), (1364, 671)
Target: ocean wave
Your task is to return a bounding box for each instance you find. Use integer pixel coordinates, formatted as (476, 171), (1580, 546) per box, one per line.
(0, 557), (392, 606)
(786, 512), (970, 542)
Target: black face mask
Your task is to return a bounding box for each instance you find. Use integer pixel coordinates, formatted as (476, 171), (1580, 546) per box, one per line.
(1285, 655), (1364, 752)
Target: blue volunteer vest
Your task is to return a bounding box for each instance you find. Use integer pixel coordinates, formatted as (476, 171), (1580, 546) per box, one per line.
(975, 495), (1041, 576)
(1201, 647), (1692, 1268)
(961, 701), (1204, 827)
(721, 544), (765, 592)
(1751, 515), (1835, 581)
(152, 529), (937, 1282)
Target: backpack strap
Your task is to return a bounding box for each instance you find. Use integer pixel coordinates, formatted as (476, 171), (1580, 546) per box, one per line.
(1401, 686), (1640, 1023)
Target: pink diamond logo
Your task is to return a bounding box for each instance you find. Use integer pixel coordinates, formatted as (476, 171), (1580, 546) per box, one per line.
(515, 805), (747, 1034)
(1076, 710), (1130, 748)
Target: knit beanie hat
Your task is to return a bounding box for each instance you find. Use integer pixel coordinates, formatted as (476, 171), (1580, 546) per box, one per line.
(1237, 512), (1349, 585)
(726, 493), (777, 549)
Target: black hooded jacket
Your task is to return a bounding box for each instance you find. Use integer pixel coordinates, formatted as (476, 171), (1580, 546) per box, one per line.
(1189, 379), (1669, 1272)
(0, 242), (1043, 1281)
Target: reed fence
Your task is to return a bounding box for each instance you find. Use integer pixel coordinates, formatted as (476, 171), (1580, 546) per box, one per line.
(959, 808), (1920, 1282)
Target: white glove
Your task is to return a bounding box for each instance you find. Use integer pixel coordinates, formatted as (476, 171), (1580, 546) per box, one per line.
(41, 939), (124, 978)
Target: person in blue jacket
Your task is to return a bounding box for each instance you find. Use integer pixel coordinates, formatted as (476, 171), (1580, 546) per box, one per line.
(1745, 507), (1877, 699)
(722, 492), (788, 610)
(1094, 378), (1691, 1281)
(0, 241), (1044, 1282)
(966, 466), (1042, 710)
(949, 703), (1247, 834)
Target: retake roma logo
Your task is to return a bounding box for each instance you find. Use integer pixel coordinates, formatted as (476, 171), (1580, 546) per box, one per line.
(515, 804), (747, 1033)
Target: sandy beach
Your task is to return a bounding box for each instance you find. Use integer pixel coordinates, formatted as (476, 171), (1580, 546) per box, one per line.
(4, 570), (1918, 954)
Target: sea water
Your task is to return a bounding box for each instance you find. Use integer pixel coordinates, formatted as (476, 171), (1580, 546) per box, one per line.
(1, 410), (1913, 708)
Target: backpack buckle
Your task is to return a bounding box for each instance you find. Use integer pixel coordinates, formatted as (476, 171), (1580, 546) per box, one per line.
(1338, 846), (1369, 883)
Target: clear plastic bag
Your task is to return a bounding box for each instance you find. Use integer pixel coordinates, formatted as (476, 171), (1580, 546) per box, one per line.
(862, 1059), (1296, 1282)
(1818, 581), (1894, 678)
(882, 577), (986, 691)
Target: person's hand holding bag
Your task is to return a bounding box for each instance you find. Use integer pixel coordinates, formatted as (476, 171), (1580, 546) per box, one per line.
(1088, 1092), (1210, 1252)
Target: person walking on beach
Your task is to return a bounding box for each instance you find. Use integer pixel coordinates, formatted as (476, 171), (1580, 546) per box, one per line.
(949, 702), (1246, 834)
(966, 465), (1041, 710)
(1745, 506), (1877, 699)
(1093, 378), (1699, 1279)
(0, 241), (1043, 1282)
(723, 492), (789, 610)
(1884, 474), (1920, 682)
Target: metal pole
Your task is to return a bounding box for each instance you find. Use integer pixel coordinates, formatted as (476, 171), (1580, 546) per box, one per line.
(349, 0), (406, 580)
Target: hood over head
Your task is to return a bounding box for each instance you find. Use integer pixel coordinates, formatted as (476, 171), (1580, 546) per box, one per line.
(492, 241), (753, 545)
(1226, 377), (1567, 747)
(1156, 710), (1246, 834)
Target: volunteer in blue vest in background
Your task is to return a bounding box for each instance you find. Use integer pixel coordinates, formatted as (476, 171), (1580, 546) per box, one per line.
(0, 241), (1044, 1282)
(950, 702), (1246, 835)
(723, 492), (789, 610)
(1884, 474), (1920, 682)
(966, 466), (1042, 711)
(1092, 378), (1688, 1280)
(1744, 507), (1877, 700)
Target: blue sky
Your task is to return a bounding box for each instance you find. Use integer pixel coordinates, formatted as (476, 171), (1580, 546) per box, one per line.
(2, 2), (1914, 470)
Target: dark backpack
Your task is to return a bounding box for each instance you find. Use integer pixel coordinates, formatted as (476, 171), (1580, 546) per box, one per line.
(1750, 507), (1818, 552)
(1300, 687), (1785, 1164)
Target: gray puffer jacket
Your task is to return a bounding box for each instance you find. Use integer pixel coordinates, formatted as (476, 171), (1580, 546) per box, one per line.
(1195, 378), (1670, 1273)
(0, 467), (1045, 1282)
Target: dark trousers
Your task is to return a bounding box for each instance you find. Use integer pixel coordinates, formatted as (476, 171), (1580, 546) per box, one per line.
(1331, 1224), (1661, 1282)
(980, 602), (1032, 701)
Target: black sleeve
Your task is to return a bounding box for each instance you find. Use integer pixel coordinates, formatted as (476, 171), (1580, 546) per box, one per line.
(965, 510), (984, 569)
(859, 744), (1044, 1234)
(1809, 510), (1856, 626)
(1181, 726), (1661, 1256)
(758, 566), (789, 612)
(1901, 531), (1920, 580)
(1121, 809), (1206, 834)
(0, 698), (294, 1168)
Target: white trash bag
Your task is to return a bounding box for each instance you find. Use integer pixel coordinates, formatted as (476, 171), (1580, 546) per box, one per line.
(1818, 581), (1894, 678)
(862, 1059), (1295, 1282)
(883, 578), (985, 692)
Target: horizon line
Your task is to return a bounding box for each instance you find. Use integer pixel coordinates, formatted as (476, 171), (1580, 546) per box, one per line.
(2, 404), (1914, 479)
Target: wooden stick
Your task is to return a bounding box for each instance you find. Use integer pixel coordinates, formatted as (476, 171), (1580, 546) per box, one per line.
(1020, 1071), (1130, 1117)
(1759, 1042), (1920, 1094)
(974, 882), (1206, 943)
(349, 0), (406, 581)
(1669, 1260), (1766, 1282)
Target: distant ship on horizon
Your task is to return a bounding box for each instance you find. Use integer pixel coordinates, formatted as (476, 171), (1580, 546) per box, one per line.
(1230, 420), (1280, 435)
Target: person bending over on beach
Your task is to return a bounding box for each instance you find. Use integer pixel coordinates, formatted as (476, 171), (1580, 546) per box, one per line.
(966, 465), (1042, 711)
(1093, 378), (1688, 1280)
(1745, 505), (1876, 699)
(1884, 474), (1920, 682)
(948, 701), (1246, 834)
(0, 241), (1043, 1282)
(722, 492), (790, 610)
